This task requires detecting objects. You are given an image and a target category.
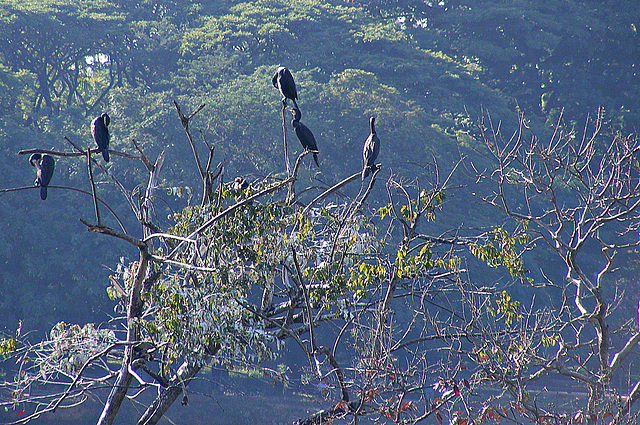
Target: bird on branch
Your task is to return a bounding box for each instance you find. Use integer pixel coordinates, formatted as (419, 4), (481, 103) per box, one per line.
(29, 153), (55, 200)
(290, 107), (320, 167)
(272, 67), (299, 109)
(92, 113), (111, 162)
(232, 177), (249, 192)
(361, 116), (380, 180)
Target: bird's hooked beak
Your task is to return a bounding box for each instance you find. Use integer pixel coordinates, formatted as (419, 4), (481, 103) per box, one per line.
(289, 107), (302, 121)
(29, 153), (41, 166)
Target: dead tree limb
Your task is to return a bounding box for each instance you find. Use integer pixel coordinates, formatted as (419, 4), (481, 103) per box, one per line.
(173, 101), (206, 180)
(86, 149), (101, 226)
(282, 100), (291, 175)
(96, 151), (164, 425)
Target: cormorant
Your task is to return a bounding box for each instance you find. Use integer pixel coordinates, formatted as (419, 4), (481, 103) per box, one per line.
(290, 107), (319, 167)
(29, 153), (55, 200)
(232, 177), (249, 191)
(92, 113), (111, 162)
(272, 67), (299, 109)
(361, 116), (380, 180)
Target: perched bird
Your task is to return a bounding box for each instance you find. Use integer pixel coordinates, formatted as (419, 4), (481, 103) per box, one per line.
(29, 153), (55, 200)
(272, 67), (299, 109)
(361, 116), (381, 180)
(290, 107), (319, 167)
(92, 113), (111, 162)
(232, 177), (249, 191)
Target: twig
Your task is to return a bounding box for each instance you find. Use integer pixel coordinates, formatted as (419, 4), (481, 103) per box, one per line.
(173, 100), (206, 180)
(301, 171), (362, 216)
(80, 220), (148, 252)
(7, 344), (117, 425)
(282, 100), (291, 175)
(286, 150), (312, 205)
(19, 148), (140, 160)
(131, 139), (154, 172)
(0, 185), (127, 232)
(87, 150), (102, 226)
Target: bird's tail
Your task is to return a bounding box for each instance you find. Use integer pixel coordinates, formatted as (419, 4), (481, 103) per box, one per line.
(40, 185), (47, 201)
(102, 149), (110, 162)
(292, 98), (299, 110)
(313, 152), (319, 167)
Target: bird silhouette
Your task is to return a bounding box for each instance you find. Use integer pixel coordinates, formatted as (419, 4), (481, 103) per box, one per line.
(361, 116), (380, 180)
(290, 107), (319, 167)
(272, 67), (299, 109)
(92, 113), (111, 162)
(29, 153), (55, 200)
(232, 177), (249, 191)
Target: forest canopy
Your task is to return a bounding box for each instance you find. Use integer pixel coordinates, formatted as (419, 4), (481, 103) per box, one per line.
(2, 1), (640, 424)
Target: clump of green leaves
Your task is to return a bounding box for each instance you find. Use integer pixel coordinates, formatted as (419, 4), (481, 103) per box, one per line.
(469, 224), (529, 278)
(487, 290), (521, 327)
(0, 338), (17, 357)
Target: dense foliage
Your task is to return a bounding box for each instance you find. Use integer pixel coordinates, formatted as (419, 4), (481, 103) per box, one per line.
(2, 1), (640, 424)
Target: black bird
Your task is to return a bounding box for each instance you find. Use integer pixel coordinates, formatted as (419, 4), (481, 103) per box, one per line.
(361, 116), (380, 180)
(290, 107), (319, 167)
(272, 67), (299, 109)
(232, 177), (249, 191)
(92, 113), (111, 162)
(29, 153), (55, 200)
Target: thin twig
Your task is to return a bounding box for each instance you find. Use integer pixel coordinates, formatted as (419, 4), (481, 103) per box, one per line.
(174, 100), (206, 180)
(301, 171), (362, 216)
(87, 150), (101, 226)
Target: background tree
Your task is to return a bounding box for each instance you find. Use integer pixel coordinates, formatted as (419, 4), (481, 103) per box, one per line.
(464, 109), (640, 424)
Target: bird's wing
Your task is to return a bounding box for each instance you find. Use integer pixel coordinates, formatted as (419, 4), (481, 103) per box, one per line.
(371, 134), (381, 164)
(299, 125), (318, 151)
(41, 156), (55, 186)
(282, 69), (297, 99)
(92, 121), (109, 149)
(363, 135), (375, 166)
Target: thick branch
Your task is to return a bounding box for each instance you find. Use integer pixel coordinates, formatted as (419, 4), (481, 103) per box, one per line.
(137, 362), (202, 425)
(301, 171), (362, 216)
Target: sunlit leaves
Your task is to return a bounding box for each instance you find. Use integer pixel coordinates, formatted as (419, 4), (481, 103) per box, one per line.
(167, 186), (193, 199)
(148, 190), (298, 363)
(469, 226), (529, 278)
(487, 290), (521, 327)
(0, 0), (127, 119)
(394, 243), (433, 279)
(343, 262), (386, 299)
(0, 338), (17, 357)
(541, 334), (559, 347)
(181, 0), (365, 59)
(352, 21), (407, 43)
(152, 185), (383, 364)
(324, 68), (403, 119)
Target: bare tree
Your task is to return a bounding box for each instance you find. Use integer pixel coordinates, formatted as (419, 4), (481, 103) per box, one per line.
(468, 108), (640, 424)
